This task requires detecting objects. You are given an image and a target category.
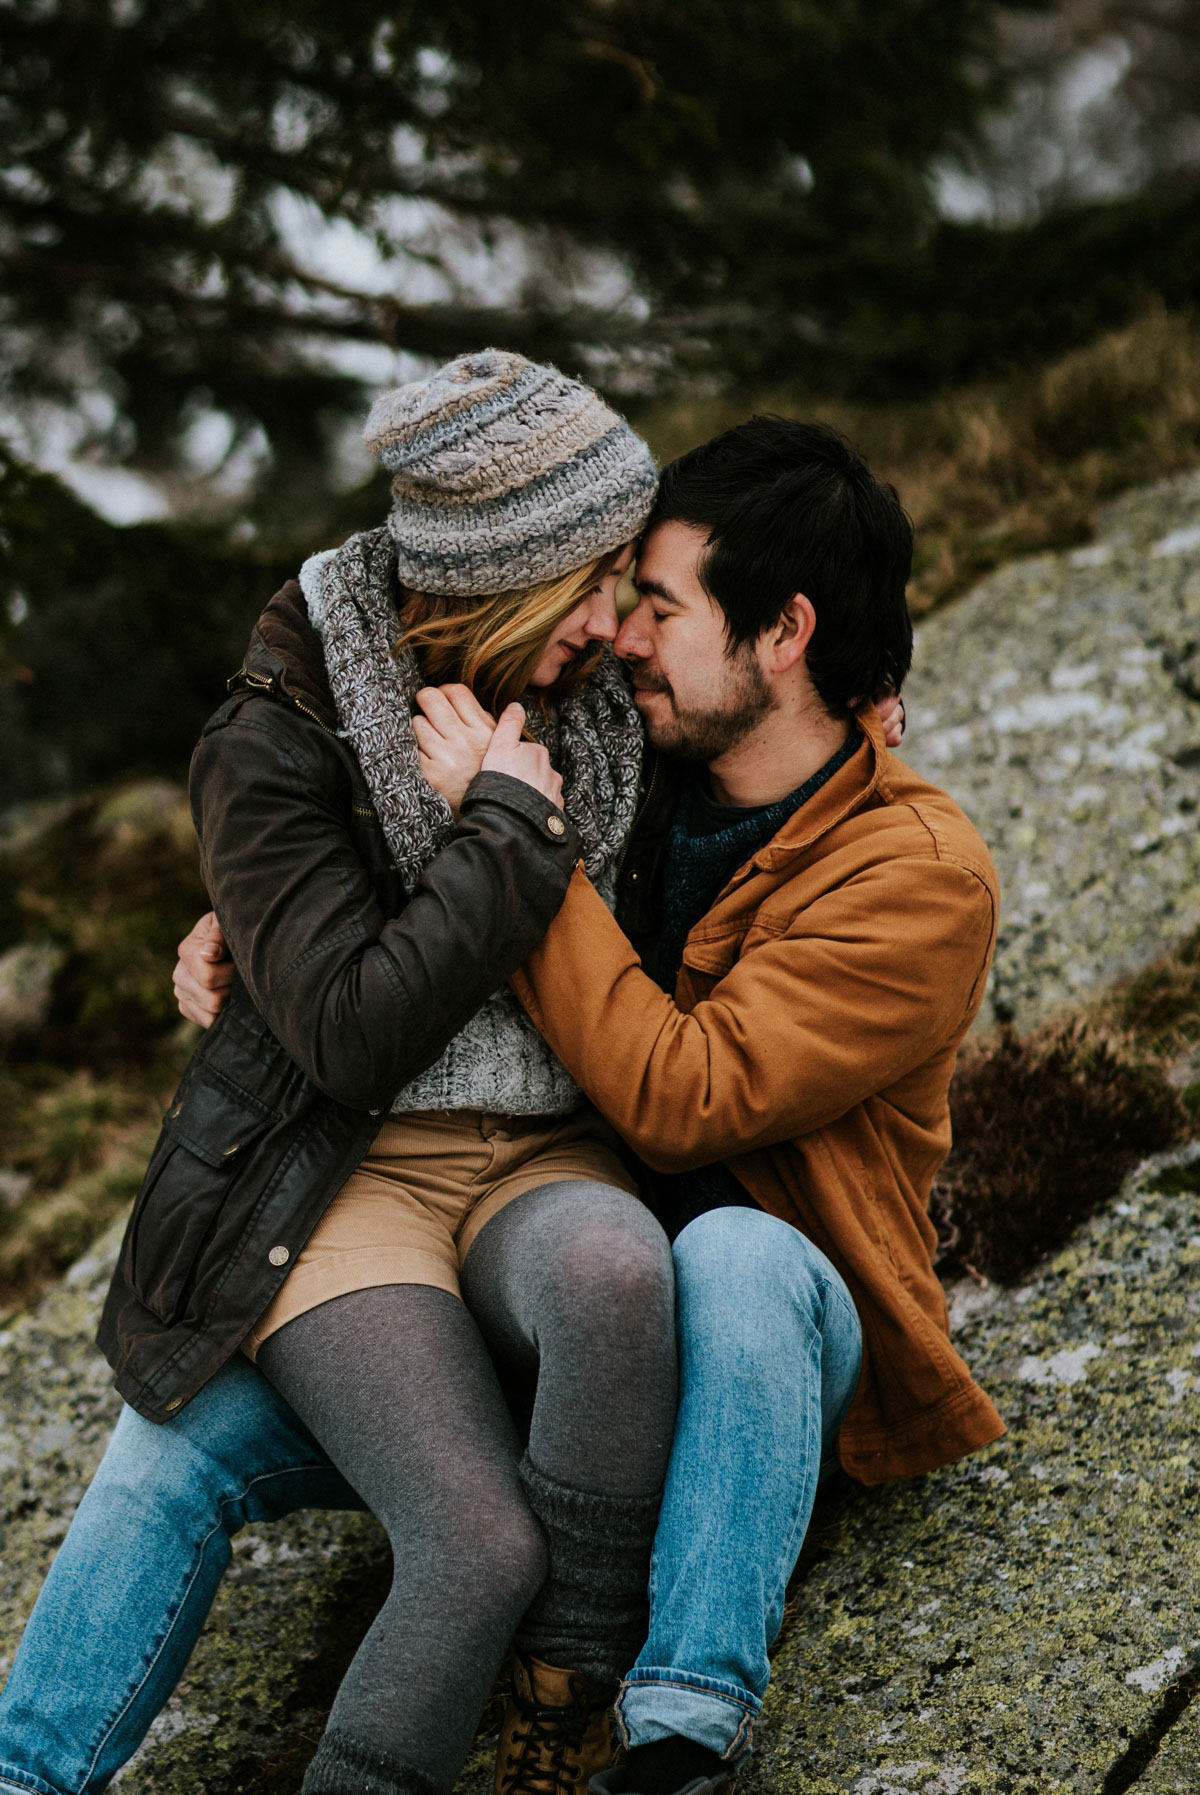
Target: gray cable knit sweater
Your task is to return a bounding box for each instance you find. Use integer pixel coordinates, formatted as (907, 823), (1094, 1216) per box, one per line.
(301, 528), (644, 1116)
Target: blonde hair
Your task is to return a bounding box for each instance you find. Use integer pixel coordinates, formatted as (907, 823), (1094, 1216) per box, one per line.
(396, 550), (619, 716)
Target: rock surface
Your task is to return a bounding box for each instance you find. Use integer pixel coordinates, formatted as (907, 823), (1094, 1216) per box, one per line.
(1, 1146), (1197, 1794)
(4, 475), (1200, 1792)
(0, 941), (67, 1040)
(904, 469), (1200, 1030)
(737, 1140), (1200, 1795)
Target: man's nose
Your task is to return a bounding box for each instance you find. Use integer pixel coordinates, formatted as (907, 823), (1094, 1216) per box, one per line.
(614, 611), (646, 659)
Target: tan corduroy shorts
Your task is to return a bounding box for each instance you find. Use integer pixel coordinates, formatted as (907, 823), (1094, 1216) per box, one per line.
(242, 1105), (640, 1359)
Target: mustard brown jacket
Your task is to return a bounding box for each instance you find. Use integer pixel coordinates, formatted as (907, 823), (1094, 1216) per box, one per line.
(512, 709), (1005, 1484)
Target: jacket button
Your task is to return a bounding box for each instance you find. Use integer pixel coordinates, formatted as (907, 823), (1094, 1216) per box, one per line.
(369, 1106), (383, 1115)
(170, 1102), (183, 1118)
(166, 1397), (183, 1411)
(269, 1245), (290, 1267)
(547, 815), (565, 836)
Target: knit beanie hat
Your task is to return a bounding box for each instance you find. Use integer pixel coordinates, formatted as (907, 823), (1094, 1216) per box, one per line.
(362, 348), (658, 597)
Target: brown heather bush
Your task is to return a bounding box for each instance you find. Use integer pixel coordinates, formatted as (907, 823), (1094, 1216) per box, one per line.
(932, 1025), (1188, 1287)
(640, 304), (1200, 613)
(1101, 925), (1200, 1061)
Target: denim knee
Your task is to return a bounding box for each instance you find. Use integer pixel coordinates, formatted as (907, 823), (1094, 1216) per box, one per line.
(97, 1355), (349, 1530)
(673, 1208), (833, 1332)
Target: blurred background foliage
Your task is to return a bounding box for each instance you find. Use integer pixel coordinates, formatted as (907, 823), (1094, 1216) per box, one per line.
(2, 0), (1200, 1311)
(5, 0), (1200, 799)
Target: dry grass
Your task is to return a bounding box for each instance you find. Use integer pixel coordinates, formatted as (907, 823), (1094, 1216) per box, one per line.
(0, 780), (208, 1315)
(638, 303), (1200, 613)
(1097, 924), (1200, 1066)
(0, 1067), (165, 1317)
(932, 1025), (1188, 1286)
(934, 925), (1200, 1287)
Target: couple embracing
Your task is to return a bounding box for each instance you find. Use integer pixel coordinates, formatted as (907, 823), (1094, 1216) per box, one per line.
(0, 351), (1004, 1795)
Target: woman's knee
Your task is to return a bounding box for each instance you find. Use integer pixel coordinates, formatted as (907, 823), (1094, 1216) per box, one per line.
(535, 1182), (674, 1315)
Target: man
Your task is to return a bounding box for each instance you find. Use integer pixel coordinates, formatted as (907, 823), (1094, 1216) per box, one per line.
(406, 416), (1004, 1793)
(6, 418), (1002, 1795)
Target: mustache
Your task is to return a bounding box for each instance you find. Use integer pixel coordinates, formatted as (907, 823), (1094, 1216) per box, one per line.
(623, 657), (672, 694)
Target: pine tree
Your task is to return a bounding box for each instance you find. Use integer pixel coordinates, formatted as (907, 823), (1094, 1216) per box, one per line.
(0, 0), (1044, 489)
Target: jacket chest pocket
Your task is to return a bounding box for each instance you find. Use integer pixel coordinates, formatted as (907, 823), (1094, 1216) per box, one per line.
(678, 929), (747, 1002)
(130, 1078), (276, 1326)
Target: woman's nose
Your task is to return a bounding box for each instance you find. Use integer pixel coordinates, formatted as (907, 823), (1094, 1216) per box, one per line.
(584, 591), (619, 641)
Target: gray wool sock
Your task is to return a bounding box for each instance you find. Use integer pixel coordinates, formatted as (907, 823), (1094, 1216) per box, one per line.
(302, 1729), (444, 1795)
(516, 1451), (661, 1686)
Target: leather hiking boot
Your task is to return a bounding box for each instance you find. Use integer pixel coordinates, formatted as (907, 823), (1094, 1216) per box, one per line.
(495, 1651), (616, 1795)
(588, 1773), (733, 1795)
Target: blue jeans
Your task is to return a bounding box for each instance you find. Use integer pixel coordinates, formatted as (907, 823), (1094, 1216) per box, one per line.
(616, 1207), (863, 1766)
(0, 1209), (859, 1790)
(0, 1355), (361, 1795)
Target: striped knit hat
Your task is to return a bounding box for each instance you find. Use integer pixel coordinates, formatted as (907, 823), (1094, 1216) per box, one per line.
(362, 349), (658, 597)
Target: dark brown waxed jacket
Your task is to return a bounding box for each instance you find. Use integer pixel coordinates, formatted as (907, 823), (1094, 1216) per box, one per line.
(97, 583), (583, 1421)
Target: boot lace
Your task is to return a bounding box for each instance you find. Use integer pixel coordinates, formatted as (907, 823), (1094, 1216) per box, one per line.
(499, 1675), (598, 1795)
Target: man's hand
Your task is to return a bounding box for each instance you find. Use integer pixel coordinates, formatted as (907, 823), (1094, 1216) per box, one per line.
(413, 684), (498, 814)
(174, 911), (233, 1028)
(875, 693), (905, 748)
(482, 704), (564, 811)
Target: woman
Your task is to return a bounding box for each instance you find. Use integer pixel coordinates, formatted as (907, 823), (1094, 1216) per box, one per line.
(0, 351), (678, 1795)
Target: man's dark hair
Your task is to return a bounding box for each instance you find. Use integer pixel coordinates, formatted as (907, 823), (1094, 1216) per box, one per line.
(647, 416), (914, 712)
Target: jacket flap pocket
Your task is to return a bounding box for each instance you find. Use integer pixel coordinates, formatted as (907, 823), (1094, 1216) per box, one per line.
(162, 1079), (276, 1169)
(680, 934), (743, 979)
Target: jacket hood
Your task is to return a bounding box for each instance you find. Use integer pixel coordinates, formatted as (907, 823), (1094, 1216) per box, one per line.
(240, 580), (338, 731)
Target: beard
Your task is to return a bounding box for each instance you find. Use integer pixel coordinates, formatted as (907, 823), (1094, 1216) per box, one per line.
(627, 645), (775, 760)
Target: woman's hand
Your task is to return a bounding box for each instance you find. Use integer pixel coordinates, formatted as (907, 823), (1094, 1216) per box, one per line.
(482, 704), (564, 810)
(875, 692), (905, 748)
(413, 683), (497, 814)
(174, 911), (233, 1027)
(415, 686), (564, 813)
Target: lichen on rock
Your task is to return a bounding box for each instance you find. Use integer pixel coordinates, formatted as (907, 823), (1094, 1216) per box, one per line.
(4, 473), (1200, 1792)
(903, 468), (1200, 1030)
(738, 1141), (1200, 1794)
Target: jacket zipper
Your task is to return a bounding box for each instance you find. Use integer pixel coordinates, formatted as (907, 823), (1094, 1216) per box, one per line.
(236, 665), (339, 739)
(290, 694), (338, 738)
(614, 755), (661, 890)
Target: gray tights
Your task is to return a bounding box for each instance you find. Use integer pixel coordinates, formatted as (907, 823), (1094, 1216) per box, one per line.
(257, 1178), (677, 1795)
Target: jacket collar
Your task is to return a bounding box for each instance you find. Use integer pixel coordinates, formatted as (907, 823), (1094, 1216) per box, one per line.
(748, 704), (889, 870)
(647, 705), (889, 874)
(235, 580), (339, 732)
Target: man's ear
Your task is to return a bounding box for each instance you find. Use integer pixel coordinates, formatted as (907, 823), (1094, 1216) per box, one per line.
(763, 593), (817, 673)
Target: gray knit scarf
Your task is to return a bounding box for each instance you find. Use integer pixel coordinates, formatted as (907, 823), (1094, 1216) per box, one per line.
(299, 526), (644, 1115)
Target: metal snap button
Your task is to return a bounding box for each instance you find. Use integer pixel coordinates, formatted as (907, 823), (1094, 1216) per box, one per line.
(547, 815), (565, 836)
(222, 1143), (241, 1157)
(166, 1397), (183, 1411)
(268, 1245), (290, 1267)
